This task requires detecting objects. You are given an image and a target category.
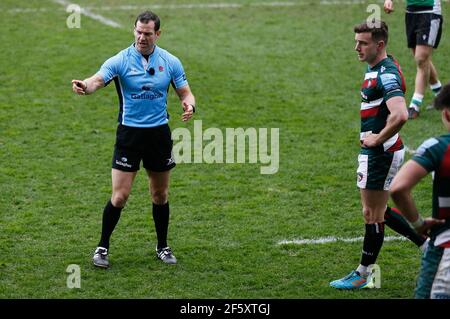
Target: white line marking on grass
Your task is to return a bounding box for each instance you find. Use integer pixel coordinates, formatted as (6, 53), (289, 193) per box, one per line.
(52, 0), (122, 28)
(85, 1), (385, 10)
(8, 8), (52, 13)
(277, 235), (407, 245)
(6, 2), (299, 13)
(9, 1), (449, 18)
(16, 0), (444, 13)
(319, 0), (380, 4)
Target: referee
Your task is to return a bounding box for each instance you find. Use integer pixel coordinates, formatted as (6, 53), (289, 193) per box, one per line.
(72, 11), (196, 268)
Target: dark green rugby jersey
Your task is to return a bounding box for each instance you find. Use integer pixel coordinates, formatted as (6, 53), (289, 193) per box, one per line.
(359, 55), (406, 155)
(406, 0), (441, 14)
(407, 0), (435, 5)
(412, 133), (450, 235)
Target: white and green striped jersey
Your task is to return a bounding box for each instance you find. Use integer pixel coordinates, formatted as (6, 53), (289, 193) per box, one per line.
(406, 0), (441, 14)
(359, 56), (406, 155)
(412, 133), (450, 235)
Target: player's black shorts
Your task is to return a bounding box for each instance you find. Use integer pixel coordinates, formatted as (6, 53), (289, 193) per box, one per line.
(112, 123), (176, 172)
(405, 13), (443, 49)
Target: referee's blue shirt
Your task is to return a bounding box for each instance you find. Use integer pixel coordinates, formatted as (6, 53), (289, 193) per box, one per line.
(97, 44), (188, 128)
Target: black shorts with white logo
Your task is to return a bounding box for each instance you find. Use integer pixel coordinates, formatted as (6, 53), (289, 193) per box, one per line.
(112, 124), (176, 172)
(405, 13), (443, 49)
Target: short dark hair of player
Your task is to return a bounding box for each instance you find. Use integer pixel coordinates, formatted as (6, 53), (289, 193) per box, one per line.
(135, 11), (160, 31)
(354, 20), (388, 45)
(433, 83), (450, 110)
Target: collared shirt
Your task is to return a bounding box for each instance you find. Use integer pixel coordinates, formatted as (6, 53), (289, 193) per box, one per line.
(97, 44), (188, 127)
(359, 56), (406, 154)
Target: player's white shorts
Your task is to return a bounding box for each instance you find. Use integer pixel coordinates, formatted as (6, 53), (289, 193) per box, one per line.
(357, 149), (405, 190)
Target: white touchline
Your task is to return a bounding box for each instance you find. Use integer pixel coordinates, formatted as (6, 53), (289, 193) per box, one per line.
(14, 0), (449, 14)
(52, 0), (122, 28)
(277, 235), (407, 245)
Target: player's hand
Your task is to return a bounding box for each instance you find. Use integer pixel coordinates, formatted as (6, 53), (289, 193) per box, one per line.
(384, 0), (394, 14)
(415, 218), (445, 236)
(361, 133), (379, 148)
(72, 79), (87, 95)
(181, 101), (194, 122)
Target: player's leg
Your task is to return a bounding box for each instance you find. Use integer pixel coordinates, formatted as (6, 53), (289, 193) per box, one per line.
(331, 151), (399, 289)
(330, 190), (387, 289)
(375, 147), (428, 249)
(415, 239), (444, 298)
(430, 247), (450, 299)
(429, 62), (442, 96)
(143, 124), (177, 264)
(93, 169), (137, 268)
(408, 45), (433, 118)
(425, 61), (442, 110)
(103, 168), (137, 245)
(93, 124), (141, 268)
(330, 152), (386, 289)
(357, 189), (388, 277)
(413, 45), (433, 95)
(405, 13), (421, 119)
(146, 169), (177, 264)
(384, 206), (428, 251)
(408, 13), (443, 118)
(429, 14), (444, 98)
(147, 169), (170, 249)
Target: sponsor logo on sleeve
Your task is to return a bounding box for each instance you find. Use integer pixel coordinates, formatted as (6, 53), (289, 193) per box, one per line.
(380, 73), (400, 92)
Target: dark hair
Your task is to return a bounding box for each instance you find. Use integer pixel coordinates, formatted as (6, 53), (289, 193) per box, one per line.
(433, 82), (450, 110)
(135, 11), (160, 31)
(354, 20), (388, 45)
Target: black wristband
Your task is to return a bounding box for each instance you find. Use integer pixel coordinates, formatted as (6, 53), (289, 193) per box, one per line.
(189, 104), (196, 113)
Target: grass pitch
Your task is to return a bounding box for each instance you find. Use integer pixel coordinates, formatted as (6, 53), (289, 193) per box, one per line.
(0, 0), (449, 298)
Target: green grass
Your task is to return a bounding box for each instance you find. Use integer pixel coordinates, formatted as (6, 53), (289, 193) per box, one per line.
(0, 0), (449, 298)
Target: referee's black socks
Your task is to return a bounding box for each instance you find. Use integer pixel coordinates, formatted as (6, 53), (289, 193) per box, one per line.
(152, 202), (170, 249)
(98, 200), (123, 250)
(384, 207), (426, 247)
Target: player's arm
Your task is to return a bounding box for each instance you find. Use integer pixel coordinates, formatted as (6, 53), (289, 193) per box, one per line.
(362, 96), (408, 147)
(384, 0), (394, 14)
(390, 160), (445, 234)
(72, 74), (105, 95)
(175, 85), (196, 122)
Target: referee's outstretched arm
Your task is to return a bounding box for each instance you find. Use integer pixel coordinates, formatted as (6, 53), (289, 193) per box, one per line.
(71, 74), (105, 95)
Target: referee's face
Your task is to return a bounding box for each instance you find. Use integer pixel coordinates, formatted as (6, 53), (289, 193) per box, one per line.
(354, 32), (378, 65)
(134, 21), (161, 54)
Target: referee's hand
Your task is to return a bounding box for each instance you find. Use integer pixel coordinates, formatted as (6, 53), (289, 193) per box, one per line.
(383, 0), (394, 14)
(181, 101), (194, 122)
(72, 79), (87, 95)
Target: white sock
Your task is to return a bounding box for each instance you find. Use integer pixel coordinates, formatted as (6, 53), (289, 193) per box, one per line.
(409, 93), (424, 111)
(356, 265), (368, 278)
(430, 81), (442, 96)
(430, 81), (442, 90)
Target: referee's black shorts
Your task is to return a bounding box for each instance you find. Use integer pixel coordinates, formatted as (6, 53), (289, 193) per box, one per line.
(405, 12), (443, 49)
(112, 123), (176, 172)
